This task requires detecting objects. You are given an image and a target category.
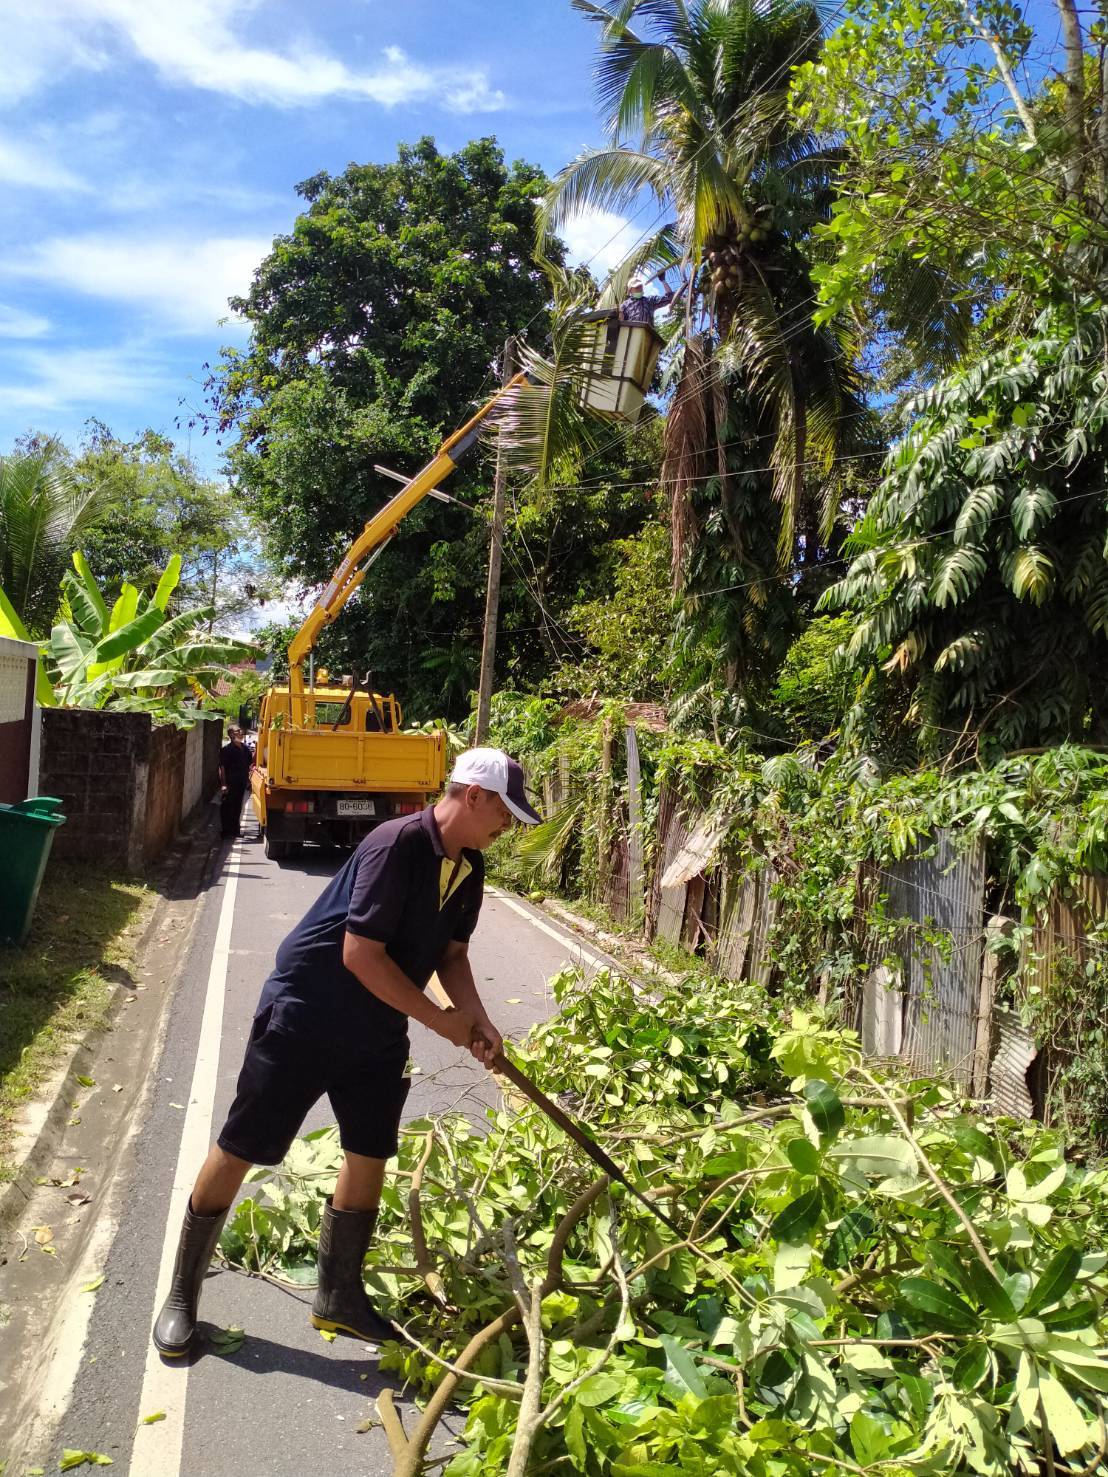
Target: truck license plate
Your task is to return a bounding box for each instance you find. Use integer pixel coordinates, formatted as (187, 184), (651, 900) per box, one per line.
(337, 798), (376, 816)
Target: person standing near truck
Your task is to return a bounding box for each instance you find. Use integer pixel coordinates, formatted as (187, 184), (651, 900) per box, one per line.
(152, 746), (541, 1357)
(218, 726), (253, 839)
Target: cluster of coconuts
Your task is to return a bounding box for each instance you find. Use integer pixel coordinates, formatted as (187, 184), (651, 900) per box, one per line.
(704, 212), (775, 293)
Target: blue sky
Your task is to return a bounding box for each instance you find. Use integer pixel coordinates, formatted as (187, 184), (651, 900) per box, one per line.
(0, 0), (653, 472)
(0, 0), (1067, 478)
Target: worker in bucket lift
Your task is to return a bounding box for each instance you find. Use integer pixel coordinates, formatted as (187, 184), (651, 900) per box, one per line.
(619, 268), (675, 326)
(151, 747), (541, 1358)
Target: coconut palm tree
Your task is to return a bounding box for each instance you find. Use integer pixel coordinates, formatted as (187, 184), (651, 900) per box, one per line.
(541, 0), (877, 679)
(0, 439), (106, 638)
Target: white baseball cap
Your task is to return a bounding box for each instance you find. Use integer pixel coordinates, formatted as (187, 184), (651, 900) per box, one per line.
(449, 747), (542, 825)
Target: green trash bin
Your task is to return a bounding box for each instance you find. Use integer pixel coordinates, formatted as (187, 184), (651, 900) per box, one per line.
(0, 797), (66, 947)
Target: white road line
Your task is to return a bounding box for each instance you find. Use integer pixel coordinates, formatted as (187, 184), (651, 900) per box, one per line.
(129, 843), (242, 1477)
(486, 888), (615, 974)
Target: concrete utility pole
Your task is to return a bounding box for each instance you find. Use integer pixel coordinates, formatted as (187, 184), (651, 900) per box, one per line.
(474, 336), (514, 745)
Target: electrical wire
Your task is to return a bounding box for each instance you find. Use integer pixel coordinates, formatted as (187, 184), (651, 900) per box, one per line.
(687, 482), (1108, 601)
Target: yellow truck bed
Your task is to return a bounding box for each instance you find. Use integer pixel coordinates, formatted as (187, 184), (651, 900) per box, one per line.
(250, 692), (447, 857)
(261, 727), (445, 791)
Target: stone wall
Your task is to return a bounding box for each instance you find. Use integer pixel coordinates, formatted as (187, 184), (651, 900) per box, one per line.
(40, 710), (222, 871)
(0, 637), (38, 805)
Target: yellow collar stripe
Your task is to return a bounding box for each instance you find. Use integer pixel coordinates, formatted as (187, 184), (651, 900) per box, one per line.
(439, 855), (472, 908)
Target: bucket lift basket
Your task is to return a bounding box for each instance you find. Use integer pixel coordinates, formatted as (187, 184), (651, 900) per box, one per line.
(575, 311), (664, 423)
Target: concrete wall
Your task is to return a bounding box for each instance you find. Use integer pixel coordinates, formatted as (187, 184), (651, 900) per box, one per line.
(144, 722), (190, 863)
(203, 719), (223, 799)
(182, 721), (205, 817)
(40, 710), (223, 871)
(0, 637), (37, 804)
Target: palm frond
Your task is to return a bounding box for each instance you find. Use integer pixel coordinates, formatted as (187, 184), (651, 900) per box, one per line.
(717, 278), (802, 556)
(877, 253), (974, 380)
(538, 148), (671, 252)
(499, 797), (586, 888)
(0, 440), (106, 635)
(490, 271), (605, 489)
(595, 222), (682, 309)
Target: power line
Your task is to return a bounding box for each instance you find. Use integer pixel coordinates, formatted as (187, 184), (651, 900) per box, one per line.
(688, 483), (1108, 601)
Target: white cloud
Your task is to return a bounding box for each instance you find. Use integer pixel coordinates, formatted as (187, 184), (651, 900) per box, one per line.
(103, 175), (286, 216)
(0, 134), (86, 191)
(0, 342), (172, 414)
(0, 305), (50, 339)
(7, 232), (269, 335)
(0, 2), (506, 112)
(559, 206), (644, 279)
(0, 8), (110, 106)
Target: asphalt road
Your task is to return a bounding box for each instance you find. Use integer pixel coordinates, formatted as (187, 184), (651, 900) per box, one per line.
(7, 816), (619, 1476)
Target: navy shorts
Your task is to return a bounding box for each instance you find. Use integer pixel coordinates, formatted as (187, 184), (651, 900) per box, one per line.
(217, 1003), (412, 1165)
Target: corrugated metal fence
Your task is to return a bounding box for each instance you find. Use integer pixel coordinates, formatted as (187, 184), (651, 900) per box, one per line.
(570, 754), (1107, 1122)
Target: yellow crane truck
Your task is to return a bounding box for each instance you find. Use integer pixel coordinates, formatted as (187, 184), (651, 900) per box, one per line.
(250, 311), (665, 860)
(250, 372), (528, 860)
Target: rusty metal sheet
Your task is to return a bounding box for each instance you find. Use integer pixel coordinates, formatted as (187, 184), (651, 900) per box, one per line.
(713, 870), (752, 980)
(653, 798), (690, 945)
(1023, 873), (1108, 995)
(602, 830), (631, 923)
(990, 1012), (1037, 1119)
(661, 814), (729, 890)
(1020, 872), (1108, 1126)
(712, 864), (777, 987)
(625, 726), (645, 924)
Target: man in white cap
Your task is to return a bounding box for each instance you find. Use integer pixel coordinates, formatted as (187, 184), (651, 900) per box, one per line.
(152, 747), (541, 1359)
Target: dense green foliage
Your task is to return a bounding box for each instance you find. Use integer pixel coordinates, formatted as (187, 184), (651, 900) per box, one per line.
(824, 305), (1108, 752)
(0, 551), (255, 723)
(769, 615), (901, 753)
(493, 700), (1108, 1138)
(0, 439), (108, 638)
(792, 0), (1108, 381)
(227, 968), (1108, 1474)
(555, 520), (675, 702)
(203, 136), (676, 719)
(74, 425), (267, 625)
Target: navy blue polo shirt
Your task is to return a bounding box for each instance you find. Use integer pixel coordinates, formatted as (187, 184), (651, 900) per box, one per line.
(256, 806), (484, 1049)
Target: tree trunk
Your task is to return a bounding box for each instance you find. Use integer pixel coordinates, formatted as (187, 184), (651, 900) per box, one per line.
(959, 0), (1038, 145)
(475, 336), (515, 744)
(1055, 0), (1087, 200)
(1097, 43), (1108, 210)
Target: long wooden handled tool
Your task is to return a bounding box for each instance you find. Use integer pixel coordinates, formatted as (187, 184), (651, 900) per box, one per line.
(493, 1052), (682, 1237)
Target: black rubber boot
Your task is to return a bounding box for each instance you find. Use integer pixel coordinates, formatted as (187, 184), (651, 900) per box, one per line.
(152, 1199), (230, 1357)
(310, 1198), (394, 1343)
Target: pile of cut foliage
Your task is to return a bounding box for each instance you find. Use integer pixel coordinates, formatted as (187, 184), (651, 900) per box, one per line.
(223, 966), (1108, 1475)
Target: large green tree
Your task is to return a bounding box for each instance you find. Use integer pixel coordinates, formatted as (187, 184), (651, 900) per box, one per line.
(542, 0), (878, 689)
(74, 425), (268, 626)
(207, 136), (645, 717)
(792, 0), (1108, 384)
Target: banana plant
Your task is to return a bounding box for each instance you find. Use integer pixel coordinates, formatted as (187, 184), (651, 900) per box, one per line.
(0, 551), (257, 722)
(0, 580), (56, 706)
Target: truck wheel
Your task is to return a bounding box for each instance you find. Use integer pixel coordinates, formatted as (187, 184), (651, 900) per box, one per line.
(264, 831), (288, 861)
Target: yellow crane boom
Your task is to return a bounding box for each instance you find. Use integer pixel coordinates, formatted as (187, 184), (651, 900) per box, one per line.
(285, 370), (527, 727)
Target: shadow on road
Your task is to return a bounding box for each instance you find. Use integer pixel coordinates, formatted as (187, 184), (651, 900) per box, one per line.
(191, 1321), (397, 1399)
